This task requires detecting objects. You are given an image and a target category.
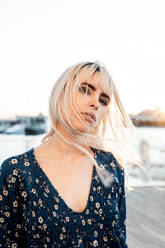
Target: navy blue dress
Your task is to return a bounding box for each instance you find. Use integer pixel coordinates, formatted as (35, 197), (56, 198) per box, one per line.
(0, 147), (128, 247)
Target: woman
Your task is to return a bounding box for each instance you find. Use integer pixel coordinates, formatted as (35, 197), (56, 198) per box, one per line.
(0, 61), (139, 247)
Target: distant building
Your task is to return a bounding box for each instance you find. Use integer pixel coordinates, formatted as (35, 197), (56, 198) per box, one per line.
(130, 106), (165, 127)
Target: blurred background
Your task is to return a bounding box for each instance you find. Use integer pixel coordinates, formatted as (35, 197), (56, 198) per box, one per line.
(0, 0), (165, 184)
(0, 1), (165, 246)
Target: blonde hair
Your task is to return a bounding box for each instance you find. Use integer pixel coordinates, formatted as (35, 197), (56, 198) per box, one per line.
(42, 61), (143, 189)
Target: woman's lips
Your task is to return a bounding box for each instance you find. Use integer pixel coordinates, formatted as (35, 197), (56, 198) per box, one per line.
(81, 113), (96, 123)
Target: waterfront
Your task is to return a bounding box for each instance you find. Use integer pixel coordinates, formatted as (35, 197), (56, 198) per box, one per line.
(0, 127), (165, 186)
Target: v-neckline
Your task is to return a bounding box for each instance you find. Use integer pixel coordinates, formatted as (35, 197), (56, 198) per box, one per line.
(31, 147), (98, 215)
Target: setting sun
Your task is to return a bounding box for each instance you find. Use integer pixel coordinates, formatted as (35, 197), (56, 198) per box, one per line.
(156, 105), (165, 115)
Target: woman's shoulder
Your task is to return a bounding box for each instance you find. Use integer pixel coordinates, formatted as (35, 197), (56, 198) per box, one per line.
(0, 148), (34, 179)
(96, 148), (124, 170)
(96, 148), (125, 184)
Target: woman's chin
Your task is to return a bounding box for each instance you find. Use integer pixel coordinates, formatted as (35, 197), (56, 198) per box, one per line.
(77, 125), (96, 134)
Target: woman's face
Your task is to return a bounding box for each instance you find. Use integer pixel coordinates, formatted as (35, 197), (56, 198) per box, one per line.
(68, 68), (111, 133)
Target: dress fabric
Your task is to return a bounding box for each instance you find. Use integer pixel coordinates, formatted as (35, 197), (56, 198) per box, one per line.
(0, 147), (128, 248)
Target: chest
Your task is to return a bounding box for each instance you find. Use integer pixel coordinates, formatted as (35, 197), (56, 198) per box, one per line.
(36, 156), (95, 213)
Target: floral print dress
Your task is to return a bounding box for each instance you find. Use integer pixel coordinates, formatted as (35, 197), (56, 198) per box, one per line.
(0, 147), (128, 248)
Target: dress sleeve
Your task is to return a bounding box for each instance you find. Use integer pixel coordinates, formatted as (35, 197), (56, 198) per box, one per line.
(0, 159), (27, 247)
(111, 153), (128, 247)
(118, 167), (127, 241)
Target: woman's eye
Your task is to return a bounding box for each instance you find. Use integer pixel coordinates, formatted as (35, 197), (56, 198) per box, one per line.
(79, 86), (90, 94)
(100, 99), (108, 106)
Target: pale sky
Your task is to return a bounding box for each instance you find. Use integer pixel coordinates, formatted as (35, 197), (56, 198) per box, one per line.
(0, 0), (165, 119)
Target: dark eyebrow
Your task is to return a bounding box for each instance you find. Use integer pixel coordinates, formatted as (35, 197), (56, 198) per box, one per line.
(81, 82), (110, 100)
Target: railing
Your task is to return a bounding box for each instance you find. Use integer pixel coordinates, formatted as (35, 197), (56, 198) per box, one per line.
(0, 134), (43, 164)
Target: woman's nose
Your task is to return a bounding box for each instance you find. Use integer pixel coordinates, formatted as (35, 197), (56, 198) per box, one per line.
(89, 95), (99, 109)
